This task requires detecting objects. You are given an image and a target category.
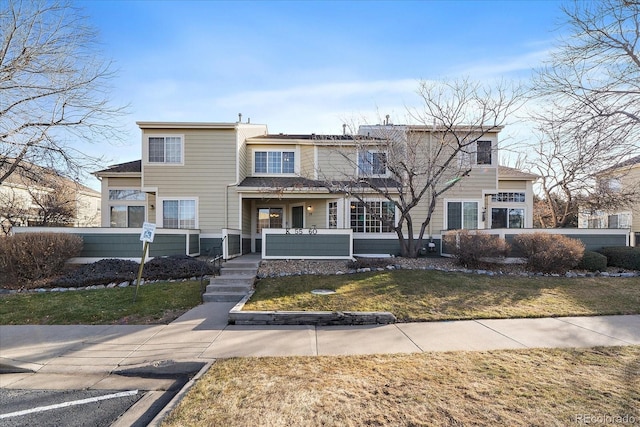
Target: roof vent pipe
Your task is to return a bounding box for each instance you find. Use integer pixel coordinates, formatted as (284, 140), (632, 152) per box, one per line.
(238, 113), (242, 123)
(247, 117), (250, 124)
(385, 114), (390, 125)
(343, 124), (347, 135)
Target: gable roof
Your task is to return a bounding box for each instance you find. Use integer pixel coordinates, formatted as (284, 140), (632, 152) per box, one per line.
(0, 159), (99, 195)
(94, 160), (142, 174)
(238, 176), (400, 191)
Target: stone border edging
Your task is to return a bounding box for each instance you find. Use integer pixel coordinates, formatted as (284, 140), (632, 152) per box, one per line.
(228, 291), (397, 326)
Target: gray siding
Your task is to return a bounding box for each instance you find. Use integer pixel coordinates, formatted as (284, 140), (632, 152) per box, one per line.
(265, 234), (351, 257)
(188, 233), (200, 255)
(353, 239), (400, 256)
(148, 235), (187, 257)
(229, 233), (241, 256)
(78, 233), (143, 257)
(201, 237), (223, 256)
(242, 238), (251, 254)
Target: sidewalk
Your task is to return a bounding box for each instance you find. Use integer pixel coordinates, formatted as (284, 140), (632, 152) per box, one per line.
(2, 302), (640, 382)
(2, 303), (640, 425)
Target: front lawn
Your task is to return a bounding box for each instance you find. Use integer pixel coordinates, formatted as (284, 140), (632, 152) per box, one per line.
(162, 346), (640, 426)
(0, 281), (202, 325)
(244, 270), (640, 321)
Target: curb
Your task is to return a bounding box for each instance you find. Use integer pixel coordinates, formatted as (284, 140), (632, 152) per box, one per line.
(228, 291), (397, 326)
(146, 360), (215, 427)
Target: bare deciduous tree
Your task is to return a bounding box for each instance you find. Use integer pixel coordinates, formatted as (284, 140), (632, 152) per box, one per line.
(27, 180), (77, 226)
(0, 0), (125, 185)
(0, 186), (30, 234)
(528, 0), (640, 227)
(322, 78), (524, 257)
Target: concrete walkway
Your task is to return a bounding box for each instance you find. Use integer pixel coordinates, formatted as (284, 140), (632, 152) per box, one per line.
(2, 303), (640, 383)
(2, 303), (639, 425)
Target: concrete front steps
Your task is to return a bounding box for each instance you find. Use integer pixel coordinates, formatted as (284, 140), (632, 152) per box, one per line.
(202, 256), (260, 302)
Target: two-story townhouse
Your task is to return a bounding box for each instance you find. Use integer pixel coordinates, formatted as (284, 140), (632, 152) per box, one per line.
(579, 155), (640, 245)
(1, 159), (101, 232)
(95, 120), (537, 259)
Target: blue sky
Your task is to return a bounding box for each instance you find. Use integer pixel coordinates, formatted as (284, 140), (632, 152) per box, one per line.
(81, 0), (567, 175)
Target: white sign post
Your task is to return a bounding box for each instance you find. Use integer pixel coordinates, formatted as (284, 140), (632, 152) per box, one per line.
(134, 222), (156, 302)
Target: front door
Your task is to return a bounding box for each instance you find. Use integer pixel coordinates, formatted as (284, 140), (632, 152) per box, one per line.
(292, 206), (304, 228)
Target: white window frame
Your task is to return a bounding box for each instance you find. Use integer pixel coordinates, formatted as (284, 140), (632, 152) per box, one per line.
(490, 207), (525, 229)
(458, 140), (495, 168)
(109, 205), (146, 228)
(158, 197), (198, 229)
(145, 134), (184, 165)
(252, 149), (298, 176)
(357, 149), (389, 177)
(445, 199), (480, 230)
(107, 187), (146, 227)
(349, 198), (397, 233)
(476, 140), (493, 165)
(328, 200), (339, 229)
(108, 189), (146, 201)
(256, 206), (285, 233)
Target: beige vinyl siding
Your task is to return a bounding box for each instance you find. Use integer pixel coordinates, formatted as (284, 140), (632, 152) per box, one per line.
(306, 201), (326, 228)
(316, 146), (356, 180)
(403, 167), (498, 234)
(101, 176), (143, 227)
(143, 128), (238, 233)
(237, 125), (268, 181)
(300, 145), (315, 179)
(499, 180), (528, 190)
(443, 167), (498, 199)
(106, 177), (142, 188)
(242, 199), (252, 235)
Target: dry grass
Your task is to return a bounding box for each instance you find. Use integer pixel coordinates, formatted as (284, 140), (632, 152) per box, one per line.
(163, 346), (640, 427)
(244, 270), (640, 321)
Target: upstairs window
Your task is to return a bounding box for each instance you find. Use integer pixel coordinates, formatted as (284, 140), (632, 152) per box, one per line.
(254, 151), (295, 174)
(149, 136), (182, 164)
(476, 140), (492, 165)
(358, 150), (387, 176)
(459, 140), (493, 168)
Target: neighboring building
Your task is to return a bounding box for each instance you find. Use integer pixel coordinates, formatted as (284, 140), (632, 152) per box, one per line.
(0, 160), (101, 233)
(94, 120), (538, 258)
(579, 155), (640, 245)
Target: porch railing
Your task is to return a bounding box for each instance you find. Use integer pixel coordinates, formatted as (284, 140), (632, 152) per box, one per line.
(262, 227), (353, 260)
